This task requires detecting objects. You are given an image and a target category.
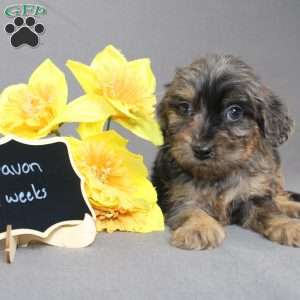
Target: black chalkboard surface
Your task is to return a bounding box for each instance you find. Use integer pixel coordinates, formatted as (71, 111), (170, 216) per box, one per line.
(0, 137), (94, 239)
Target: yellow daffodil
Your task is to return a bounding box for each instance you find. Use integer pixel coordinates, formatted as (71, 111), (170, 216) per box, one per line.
(0, 59), (104, 139)
(66, 131), (164, 233)
(66, 45), (163, 145)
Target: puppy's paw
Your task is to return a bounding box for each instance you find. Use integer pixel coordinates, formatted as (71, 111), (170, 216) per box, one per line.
(170, 222), (226, 250)
(265, 220), (300, 247)
(275, 193), (300, 218)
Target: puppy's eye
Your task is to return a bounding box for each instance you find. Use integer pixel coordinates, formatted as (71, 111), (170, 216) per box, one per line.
(176, 102), (193, 115)
(224, 105), (243, 122)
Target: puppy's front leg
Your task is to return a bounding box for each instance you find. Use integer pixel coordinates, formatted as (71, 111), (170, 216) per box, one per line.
(275, 192), (300, 218)
(240, 196), (300, 247)
(168, 208), (226, 250)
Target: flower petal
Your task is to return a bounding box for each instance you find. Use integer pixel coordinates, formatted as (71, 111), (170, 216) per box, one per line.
(28, 59), (68, 114)
(60, 94), (114, 123)
(65, 136), (81, 148)
(95, 204), (164, 233)
(66, 60), (99, 95)
(127, 58), (156, 96)
(115, 115), (163, 145)
(77, 121), (106, 140)
(0, 84), (29, 137)
(0, 84), (59, 139)
(84, 130), (129, 148)
(91, 45), (127, 69)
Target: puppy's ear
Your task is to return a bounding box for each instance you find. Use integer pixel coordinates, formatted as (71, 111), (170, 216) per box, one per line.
(156, 83), (171, 138)
(156, 96), (168, 138)
(259, 89), (294, 147)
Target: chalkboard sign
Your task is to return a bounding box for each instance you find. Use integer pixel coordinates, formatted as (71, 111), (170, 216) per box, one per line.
(0, 136), (95, 240)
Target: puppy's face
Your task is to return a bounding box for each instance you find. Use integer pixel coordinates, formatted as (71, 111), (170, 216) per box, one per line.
(158, 55), (294, 178)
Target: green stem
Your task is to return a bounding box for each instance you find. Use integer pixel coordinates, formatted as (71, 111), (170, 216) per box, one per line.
(105, 117), (112, 131)
(52, 129), (61, 137)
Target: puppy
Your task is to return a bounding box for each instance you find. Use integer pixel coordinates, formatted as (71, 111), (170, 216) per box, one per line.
(152, 54), (300, 250)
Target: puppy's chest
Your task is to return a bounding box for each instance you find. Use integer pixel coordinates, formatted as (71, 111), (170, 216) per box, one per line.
(194, 173), (269, 224)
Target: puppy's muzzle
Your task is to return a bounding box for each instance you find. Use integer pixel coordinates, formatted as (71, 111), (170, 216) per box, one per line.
(192, 144), (214, 160)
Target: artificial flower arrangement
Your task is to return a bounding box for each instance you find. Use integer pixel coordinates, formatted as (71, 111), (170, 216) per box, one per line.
(0, 45), (164, 233)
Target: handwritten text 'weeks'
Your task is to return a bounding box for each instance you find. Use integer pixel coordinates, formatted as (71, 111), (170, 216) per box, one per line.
(1, 162), (48, 204)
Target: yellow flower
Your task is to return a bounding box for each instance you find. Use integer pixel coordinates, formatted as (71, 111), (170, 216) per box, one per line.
(66, 45), (163, 145)
(0, 59), (104, 139)
(66, 131), (164, 233)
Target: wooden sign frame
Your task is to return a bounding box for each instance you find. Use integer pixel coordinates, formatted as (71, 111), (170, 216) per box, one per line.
(0, 136), (97, 263)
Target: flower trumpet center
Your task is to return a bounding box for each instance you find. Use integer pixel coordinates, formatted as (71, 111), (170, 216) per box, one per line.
(95, 207), (127, 220)
(96, 209), (119, 220)
(91, 165), (112, 184)
(23, 96), (46, 115)
(19, 91), (56, 128)
(99, 72), (153, 116)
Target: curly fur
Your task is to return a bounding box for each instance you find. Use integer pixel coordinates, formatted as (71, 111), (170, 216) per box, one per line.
(152, 55), (300, 250)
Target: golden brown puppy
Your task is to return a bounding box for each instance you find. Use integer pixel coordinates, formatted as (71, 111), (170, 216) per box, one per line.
(152, 55), (300, 250)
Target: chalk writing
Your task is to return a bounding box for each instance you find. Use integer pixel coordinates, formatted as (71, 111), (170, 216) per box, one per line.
(1, 162), (47, 205)
(5, 184), (48, 204)
(0, 162), (43, 176)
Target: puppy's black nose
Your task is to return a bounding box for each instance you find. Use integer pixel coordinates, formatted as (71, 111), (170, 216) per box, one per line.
(192, 145), (213, 160)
